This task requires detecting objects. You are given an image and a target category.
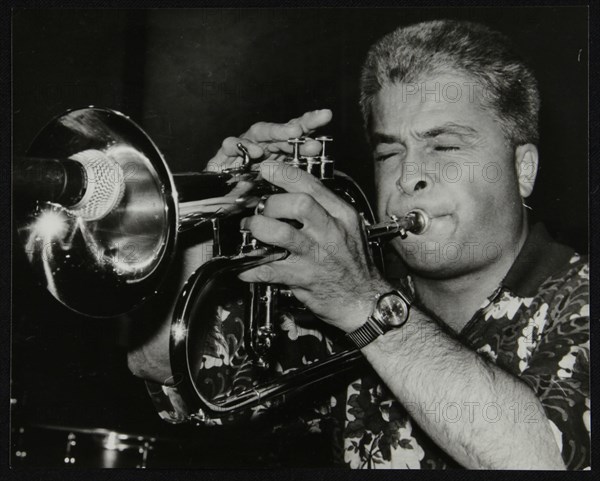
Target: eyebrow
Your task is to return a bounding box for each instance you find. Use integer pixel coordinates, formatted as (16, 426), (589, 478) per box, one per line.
(371, 122), (479, 145)
(419, 123), (479, 140)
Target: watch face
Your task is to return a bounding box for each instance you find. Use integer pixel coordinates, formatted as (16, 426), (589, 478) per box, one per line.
(376, 292), (408, 327)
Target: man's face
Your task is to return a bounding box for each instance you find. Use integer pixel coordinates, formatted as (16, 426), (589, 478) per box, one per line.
(370, 72), (525, 278)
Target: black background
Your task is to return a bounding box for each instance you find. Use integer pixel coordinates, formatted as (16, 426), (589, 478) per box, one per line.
(11, 7), (588, 469)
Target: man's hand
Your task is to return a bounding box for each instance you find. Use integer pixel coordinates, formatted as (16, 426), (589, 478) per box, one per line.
(205, 109), (333, 172)
(238, 159), (390, 332)
(233, 137), (565, 471)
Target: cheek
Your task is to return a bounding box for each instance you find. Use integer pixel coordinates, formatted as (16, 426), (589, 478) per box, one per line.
(455, 175), (519, 230)
(374, 174), (393, 219)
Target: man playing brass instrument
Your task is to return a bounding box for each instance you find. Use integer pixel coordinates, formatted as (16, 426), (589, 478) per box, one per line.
(131, 20), (589, 469)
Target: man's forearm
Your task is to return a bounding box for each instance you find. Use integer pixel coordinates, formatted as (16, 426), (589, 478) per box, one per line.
(127, 239), (214, 384)
(361, 306), (565, 469)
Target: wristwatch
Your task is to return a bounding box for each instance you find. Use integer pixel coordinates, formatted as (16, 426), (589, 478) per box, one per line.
(346, 290), (411, 349)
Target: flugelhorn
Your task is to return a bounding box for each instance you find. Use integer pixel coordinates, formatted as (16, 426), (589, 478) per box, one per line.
(162, 141), (430, 423)
(15, 107), (430, 423)
(166, 209), (429, 422)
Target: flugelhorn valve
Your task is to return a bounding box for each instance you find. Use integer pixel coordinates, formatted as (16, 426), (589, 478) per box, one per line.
(315, 136), (334, 179)
(286, 138), (308, 169)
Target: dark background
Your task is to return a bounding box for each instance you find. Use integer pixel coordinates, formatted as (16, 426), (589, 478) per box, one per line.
(11, 7), (588, 468)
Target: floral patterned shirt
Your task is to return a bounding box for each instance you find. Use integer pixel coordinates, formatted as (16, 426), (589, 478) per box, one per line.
(332, 223), (590, 469)
(147, 224), (589, 469)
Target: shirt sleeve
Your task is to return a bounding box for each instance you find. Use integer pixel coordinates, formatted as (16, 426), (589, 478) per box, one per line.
(519, 260), (590, 470)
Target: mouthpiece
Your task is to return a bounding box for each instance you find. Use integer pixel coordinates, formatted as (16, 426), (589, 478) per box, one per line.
(366, 209), (431, 239)
(406, 209), (430, 235)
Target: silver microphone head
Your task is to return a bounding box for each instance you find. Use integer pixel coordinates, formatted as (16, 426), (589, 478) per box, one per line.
(68, 149), (125, 221)
(17, 107), (178, 317)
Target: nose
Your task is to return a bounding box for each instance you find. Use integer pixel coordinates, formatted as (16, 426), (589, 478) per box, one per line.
(395, 154), (433, 195)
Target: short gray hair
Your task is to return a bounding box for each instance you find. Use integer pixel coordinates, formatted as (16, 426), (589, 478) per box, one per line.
(360, 19), (540, 146)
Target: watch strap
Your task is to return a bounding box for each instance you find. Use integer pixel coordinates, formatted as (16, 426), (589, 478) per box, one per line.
(346, 316), (385, 349)
(345, 289), (411, 349)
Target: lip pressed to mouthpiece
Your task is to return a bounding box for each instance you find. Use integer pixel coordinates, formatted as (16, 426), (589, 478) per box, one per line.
(407, 209), (431, 235)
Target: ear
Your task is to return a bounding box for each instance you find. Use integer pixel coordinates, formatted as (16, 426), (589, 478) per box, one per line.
(514, 144), (539, 198)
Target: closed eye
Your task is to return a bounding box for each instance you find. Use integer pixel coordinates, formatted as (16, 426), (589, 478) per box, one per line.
(374, 152), (398, 162)
(374, 144), (405, 163)
(434, 146), (460, 152)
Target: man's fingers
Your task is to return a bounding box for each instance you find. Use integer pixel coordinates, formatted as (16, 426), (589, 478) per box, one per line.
(205, 138), (264, 172)
(238, 264), (279, 284)
(287, 109), (333, 134)
(265, 138), (323, 157)
(259, 160), (348, 218)
(241, 215), (310, 253)
(255, 193), (331, 234)
(242, 122), (302, 143)
(238, 262), (306, 286)
(207, 110), (332, 172)
(241, 109), (332, 142)
(225, 180), (254, 199)
(220, 137), (264, 159)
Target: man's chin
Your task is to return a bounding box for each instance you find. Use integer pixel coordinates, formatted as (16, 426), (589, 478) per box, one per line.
(402, 261), (472, 280)
(391, 237), (484, 280)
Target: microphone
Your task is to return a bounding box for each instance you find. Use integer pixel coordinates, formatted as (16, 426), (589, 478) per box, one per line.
(14, 149), (125, 221)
